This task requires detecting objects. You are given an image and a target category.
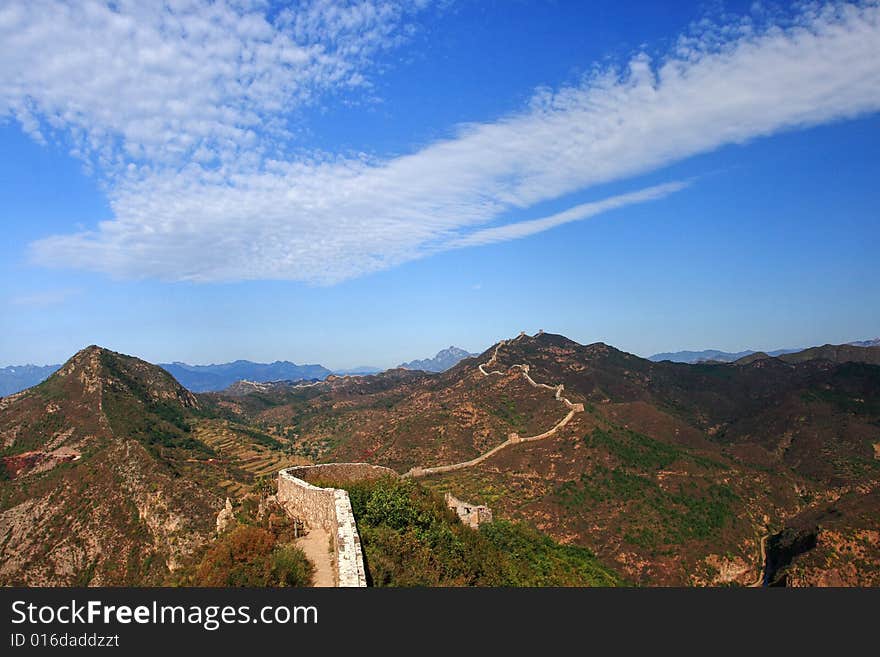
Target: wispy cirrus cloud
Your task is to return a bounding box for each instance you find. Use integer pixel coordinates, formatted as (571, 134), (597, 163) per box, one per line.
(6, 2), (880, 284)
(445, 181), (691, 249)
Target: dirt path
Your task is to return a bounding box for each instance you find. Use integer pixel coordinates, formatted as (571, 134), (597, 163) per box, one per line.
(749, 533), (769, 587)
(296, 527), (335, 587)
(405, 333), (583, 478)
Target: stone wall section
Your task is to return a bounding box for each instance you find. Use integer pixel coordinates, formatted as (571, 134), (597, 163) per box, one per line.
(276, 332), (581, 583)
(406, 331), (584, 478)
(277, 467), (369, 587)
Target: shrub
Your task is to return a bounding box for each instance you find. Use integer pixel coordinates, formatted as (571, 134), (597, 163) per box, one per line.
(193, 526), (313, 587)
(344, 477), (620, 587)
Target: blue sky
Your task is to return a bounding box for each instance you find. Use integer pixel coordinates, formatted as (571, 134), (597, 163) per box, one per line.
(1, 0), (879, 369)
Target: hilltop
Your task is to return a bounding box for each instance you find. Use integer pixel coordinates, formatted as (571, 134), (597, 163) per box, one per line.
(0, 346), (218, 585)
(0, 358), (333, 397)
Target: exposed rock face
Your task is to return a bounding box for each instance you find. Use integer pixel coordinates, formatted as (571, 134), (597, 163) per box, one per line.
(216, 498), (235, 533)
(764, 527), (820, 586)
(698, 553), (754, 586)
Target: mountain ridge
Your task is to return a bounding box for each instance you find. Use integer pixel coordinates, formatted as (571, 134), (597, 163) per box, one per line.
(216, 331), (880, 585)
(398, 346), (476, 372)
(3, 335), (879, 586)
(0, 346), (220, 585)
(649, 337), (880, 363)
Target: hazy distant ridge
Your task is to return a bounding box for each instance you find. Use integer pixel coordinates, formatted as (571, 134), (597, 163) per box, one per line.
(0, 364), (62, 396)
(649, 338), (879, 363)
(3, 338), (877, 395)
(159, 361), (332, 392)
(0, 359), (332, 395)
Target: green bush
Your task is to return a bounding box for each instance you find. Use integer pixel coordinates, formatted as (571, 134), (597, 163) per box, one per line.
(271, 545), (315, 587)
(344, 477), (620, 587)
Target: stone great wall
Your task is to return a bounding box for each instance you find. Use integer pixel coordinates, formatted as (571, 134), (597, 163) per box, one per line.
(276, 463), (396, 587)
(275, 331), (583, 586)
(403, 332), (584, 478)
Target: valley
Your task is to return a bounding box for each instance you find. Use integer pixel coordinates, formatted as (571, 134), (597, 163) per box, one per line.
(1, 332), (879, 587)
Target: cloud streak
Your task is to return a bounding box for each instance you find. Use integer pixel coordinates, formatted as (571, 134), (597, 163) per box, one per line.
(9, 2), (880, 283)
(446, 181), (690, 249)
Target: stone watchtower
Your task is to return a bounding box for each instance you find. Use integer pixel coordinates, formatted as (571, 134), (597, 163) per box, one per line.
(444, 492), (492, 529)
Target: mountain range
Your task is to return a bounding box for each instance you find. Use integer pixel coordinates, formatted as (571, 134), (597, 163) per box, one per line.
(6, 339), (875, 395)
(2, 333), (878, 586)
(0, 364), (62, 396)
(0, 360), (333, 396)
(158, 360), (332, 392)
(648, 338), (880, 363)
(398, 346), (476, 372)
(0, 344), (478, 397)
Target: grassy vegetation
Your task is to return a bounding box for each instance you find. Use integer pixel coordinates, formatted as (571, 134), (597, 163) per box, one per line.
(554, 427), (738, 550)
(228, 424), (283, 450)
(585, 427), (680, 470)
(99, 352), (215, 458)
(344, 477), (620, 586)
(584, 426), (725, 471)
(489, 395), (525, 431)
(556, 464), (738, 549)
(182, 493), (313, 587)
(801, 387), (880, 415)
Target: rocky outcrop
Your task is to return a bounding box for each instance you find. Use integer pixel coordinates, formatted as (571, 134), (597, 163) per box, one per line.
(216, 498), (235, 533)
(763, 526), (819, 586)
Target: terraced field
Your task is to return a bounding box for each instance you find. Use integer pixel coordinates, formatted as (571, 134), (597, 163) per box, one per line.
(193, 419), (309, 497)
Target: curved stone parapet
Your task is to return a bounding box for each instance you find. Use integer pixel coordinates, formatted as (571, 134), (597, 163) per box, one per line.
(284, 462), (398, 487)
(277, 467), (373, 587)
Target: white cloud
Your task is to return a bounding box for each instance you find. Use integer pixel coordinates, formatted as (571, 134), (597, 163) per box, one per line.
(446, 182), (691, 249)
(12, 2), (880, 283)
(0, 0), (432, 171)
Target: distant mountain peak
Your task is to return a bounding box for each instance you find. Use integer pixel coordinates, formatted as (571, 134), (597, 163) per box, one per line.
(398, 346), (476, 372)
